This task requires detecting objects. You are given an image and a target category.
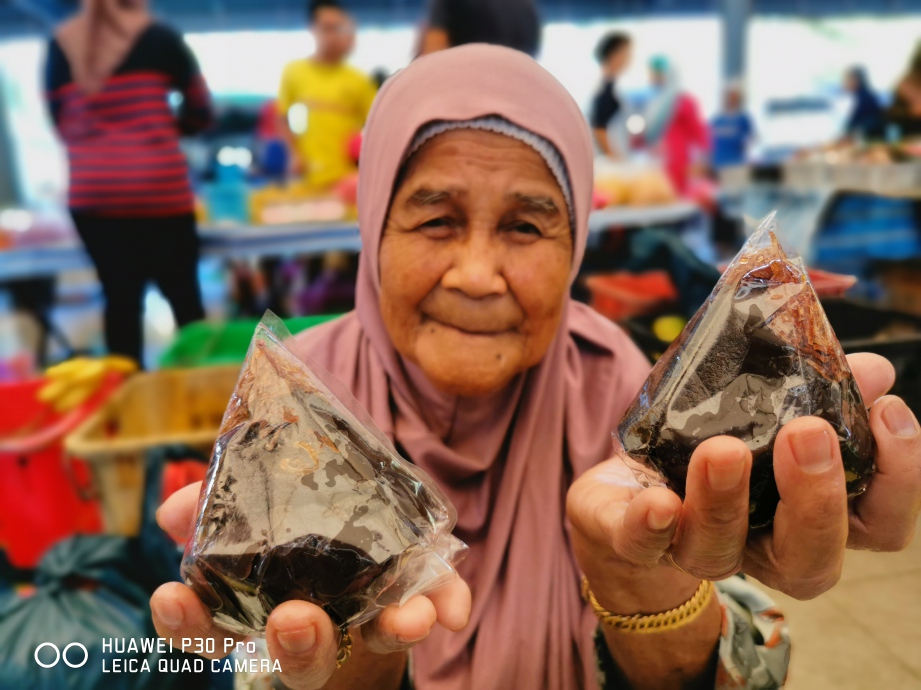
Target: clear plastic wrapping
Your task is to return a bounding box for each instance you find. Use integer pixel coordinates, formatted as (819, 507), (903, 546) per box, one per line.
(618, 214), (875, 527)
(182, 314), (467, 635)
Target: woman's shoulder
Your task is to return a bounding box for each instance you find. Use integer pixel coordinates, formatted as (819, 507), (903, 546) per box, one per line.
(568, 301), (644, 359)
(565, 302), (652, 458)
(567, 301), (651, 391)
(143, 22), (184, 44)
(45, 34), (71, 91)
(293, 312), (362, 370)
(124, 22), (188, 63)
(45, 34), (67, 66)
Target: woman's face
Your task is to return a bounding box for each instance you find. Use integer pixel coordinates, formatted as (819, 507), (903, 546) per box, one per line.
(379, 129), (573, 398)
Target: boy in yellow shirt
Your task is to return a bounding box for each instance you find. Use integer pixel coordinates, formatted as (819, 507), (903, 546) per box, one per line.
(278, 0), (377, 190)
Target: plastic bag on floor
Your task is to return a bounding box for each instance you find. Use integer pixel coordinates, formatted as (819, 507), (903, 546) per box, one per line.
(0, 451), (230, 690)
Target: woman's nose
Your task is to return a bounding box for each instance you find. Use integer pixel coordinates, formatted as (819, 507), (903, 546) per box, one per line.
(440, 231), (508, 298)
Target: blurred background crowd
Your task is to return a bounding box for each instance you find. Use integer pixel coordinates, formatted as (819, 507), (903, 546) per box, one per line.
(0, 1), (920, 688)
(0, 0), (919, 370)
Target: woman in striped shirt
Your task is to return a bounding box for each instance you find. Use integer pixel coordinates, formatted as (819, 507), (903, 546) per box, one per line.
(45, 0), (213, 364)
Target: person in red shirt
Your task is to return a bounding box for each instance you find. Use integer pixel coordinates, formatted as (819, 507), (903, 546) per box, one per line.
(643, 55), (709, 196)
(45, 0), (213, 363)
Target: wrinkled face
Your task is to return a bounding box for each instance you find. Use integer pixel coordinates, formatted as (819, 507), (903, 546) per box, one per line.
(312, 7), (355, 63)
(379, 129), (574, 398)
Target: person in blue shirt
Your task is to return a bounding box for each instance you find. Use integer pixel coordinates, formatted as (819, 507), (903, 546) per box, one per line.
(843, 66), (886, 141)
(709, 83), (754, 169)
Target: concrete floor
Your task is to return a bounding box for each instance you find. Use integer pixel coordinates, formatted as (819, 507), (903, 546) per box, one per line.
(752, 527), (921, 689)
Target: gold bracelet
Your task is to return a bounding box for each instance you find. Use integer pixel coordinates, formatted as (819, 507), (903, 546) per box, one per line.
(581, 576), (714, 634)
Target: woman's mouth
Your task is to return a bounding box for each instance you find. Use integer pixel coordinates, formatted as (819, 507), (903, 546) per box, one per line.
(423, 314), (516, 336)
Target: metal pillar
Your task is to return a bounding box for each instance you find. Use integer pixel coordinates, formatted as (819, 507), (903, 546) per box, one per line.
(721, 0), (751, 83)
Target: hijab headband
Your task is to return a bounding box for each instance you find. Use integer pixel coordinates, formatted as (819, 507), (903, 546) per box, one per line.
(406, 116), (576, 231)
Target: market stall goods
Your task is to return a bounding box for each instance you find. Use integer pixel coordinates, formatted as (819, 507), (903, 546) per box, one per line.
(593, 159), (678, 208)
(618, 214), (875, 527)
(182, 315), (465, 635)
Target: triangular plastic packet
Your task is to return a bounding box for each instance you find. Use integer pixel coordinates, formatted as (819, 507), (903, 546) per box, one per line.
(618, 213), (875, 527)
(182, 313), (467, 635)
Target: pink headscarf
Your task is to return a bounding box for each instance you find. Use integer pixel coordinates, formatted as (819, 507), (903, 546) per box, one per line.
(298, 44), (651, 690)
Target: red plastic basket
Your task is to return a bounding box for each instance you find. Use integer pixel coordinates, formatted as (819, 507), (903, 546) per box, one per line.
(0, 373), (122, 568)
(585, 271), (679, 322)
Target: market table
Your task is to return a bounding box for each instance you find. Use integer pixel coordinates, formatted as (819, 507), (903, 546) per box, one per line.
(0, 205), (704, 282)
(0, 221), (363, 281)
(587, 202), (702, 234)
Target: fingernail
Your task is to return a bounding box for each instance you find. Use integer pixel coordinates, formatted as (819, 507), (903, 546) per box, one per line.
(791, 428), (835, 474)
(646, 508), (675, 531)
(707, 454), (746, 492)
(396, 632), (429, 645)
(882, 399), (919, 438)
(154, 598), (185, 630)
(277, 626), (317, 655)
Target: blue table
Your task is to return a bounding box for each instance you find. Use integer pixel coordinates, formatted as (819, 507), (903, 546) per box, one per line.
(0, 205), (705, 282)
(0, 221), (363, 281)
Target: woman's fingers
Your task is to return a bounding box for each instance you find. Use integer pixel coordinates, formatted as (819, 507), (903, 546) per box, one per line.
(670, 436), (751, 580)
(567, 456), (681, 567)
(363, 595), (438, 654)
(361, 576), (470, 655)
(745, 417), (849, 600)
(151, 582), (247, 660)
(609, 486), (682, 567)
(363, 576), (471, 655)
(265, 600), (340, 690)
(847, 352), (896, 404)
(849, 395), (921, 551)
(425, 576), (472, 632)
(156, 481), (202, 543)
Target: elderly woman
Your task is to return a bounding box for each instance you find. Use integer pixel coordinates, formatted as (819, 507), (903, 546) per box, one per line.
(151, 46), (921, 690)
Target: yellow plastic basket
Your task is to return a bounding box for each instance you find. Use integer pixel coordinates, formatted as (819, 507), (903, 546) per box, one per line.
(64, 365), (240, 536)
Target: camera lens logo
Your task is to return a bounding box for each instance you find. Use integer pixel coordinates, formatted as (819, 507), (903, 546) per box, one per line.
(34, 642), (89, 669)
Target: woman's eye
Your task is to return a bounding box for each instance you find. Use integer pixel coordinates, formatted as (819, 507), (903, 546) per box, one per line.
(510, 222), (542, 237)
(420, 217), (449, 229)
(418, 217), (454, 238)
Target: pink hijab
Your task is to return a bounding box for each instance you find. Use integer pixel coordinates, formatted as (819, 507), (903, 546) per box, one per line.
(299, 44), (651, 690)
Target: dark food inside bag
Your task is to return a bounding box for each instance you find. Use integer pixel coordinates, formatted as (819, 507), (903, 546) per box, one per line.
(618, 217), (875, 527)
(182, 316), (463, 635)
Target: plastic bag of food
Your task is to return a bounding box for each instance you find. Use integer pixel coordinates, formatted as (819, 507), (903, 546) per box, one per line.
(182, 313), (466, 636)
(618, 213), (875, 527)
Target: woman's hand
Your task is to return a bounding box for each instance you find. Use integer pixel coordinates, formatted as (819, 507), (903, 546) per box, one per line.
(151, 482), (471, 690)
(568, 352), (921, 606)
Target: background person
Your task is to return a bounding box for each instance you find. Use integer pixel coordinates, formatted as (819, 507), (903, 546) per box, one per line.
(277, 0), (377, 190)
(709, 82), (755, 170)
(890, 42), (921, 136)
(842, 66), (885, 142)
(45, 0), (212, 364)
(419, 0), (541, 57)
(644, 55), (710, 195)
(590, 31), (633, 158)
